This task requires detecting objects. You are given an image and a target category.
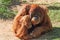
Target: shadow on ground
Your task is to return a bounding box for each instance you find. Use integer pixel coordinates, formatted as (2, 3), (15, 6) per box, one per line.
(32, 27), (60, 40)
(48, 6), (60, 10)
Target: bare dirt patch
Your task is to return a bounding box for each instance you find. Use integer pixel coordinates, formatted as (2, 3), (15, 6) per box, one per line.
(0, 20), (20, 40)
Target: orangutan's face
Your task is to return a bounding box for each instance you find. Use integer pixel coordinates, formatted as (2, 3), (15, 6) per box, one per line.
(29, 6), (43, 26)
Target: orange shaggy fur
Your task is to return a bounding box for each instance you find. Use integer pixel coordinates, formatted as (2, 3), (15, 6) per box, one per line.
(12, 4), (52, 40)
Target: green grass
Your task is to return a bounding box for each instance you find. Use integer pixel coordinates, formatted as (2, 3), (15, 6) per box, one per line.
(0, 0), (11, 5)
(48, 3), (60, 22)
(0, 5), (15, 19)
(0, 0), (16, 19)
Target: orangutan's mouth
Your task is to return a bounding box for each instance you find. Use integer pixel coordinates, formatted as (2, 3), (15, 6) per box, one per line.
(31, 16), (40, 25)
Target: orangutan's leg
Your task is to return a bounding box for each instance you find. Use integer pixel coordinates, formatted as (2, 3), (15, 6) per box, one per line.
(30, 26), (52, 38)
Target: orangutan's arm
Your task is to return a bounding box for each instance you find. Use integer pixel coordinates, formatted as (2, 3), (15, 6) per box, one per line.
(12, 5), (29, 33)
(13, 15), (33, 39)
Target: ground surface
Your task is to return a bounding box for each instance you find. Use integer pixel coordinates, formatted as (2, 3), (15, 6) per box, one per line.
(0, 19), (60, 40)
